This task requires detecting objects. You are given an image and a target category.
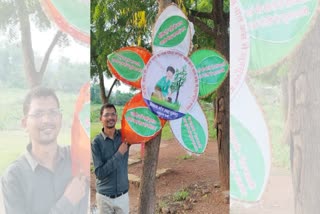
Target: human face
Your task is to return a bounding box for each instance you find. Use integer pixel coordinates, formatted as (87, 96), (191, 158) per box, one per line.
(22, 97), (62, 145)
(100, 107), (117, 129)
(166, 70), (174, 80)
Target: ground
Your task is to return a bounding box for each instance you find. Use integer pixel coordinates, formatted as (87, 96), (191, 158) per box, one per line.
(230, 167), (294, 214)
(90, 139), (229, 214)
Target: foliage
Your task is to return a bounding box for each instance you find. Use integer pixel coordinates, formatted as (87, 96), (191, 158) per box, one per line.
(90, 84), (134, 105)
(0, 0), (51, 41)
(0, 42), (89, 91)
(42, 57), (89, 93)
(0, 43), (25, 87)
(173, 189), (189, 201)
(90, 0), (157, 79)
(0, 0), (70, 88)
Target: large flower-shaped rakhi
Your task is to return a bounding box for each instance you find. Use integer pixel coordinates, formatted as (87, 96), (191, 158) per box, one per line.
(107, 4), (228, 154)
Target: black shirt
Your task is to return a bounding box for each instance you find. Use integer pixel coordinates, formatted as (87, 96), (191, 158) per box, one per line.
(91, 129), (129, 196)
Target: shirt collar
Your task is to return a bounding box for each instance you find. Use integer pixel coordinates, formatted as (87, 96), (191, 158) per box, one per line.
(101, 128), (120, 140)
(24, 143), (66, 171)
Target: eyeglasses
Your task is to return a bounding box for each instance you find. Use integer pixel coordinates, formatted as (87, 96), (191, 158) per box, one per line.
(27, 109), (62, 119)
(102, 112), (117, 117)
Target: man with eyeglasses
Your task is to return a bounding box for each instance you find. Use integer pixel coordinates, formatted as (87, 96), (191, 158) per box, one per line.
(91, 103), (130, 214)
(1, 87), (88, 214)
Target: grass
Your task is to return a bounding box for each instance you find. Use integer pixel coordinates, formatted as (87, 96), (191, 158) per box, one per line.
(160, 123), (174, 140)
(158, 200), (168, 210)
(173, 189), (189, 201)
(250, 79), (290, 169)
(262, 103), (290, 168)
(177, 154), (194, 160)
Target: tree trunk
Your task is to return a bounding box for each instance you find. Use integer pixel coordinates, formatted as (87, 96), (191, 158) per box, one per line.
(16, 0), (62, 88)
(138, 1), (171, 212)
(16, 0), (39, 88)
(215, 73), (229, 190)
(98, 71), (107, 104)
(106, 79), (118, 103)
(287, 15), (320, 214)
(213, 0), (229, 190)
(38, 31), (63, 79)
(138, 133), (162, 214)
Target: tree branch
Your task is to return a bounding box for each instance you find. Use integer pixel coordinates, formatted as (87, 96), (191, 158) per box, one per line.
(189, 9), (214, 20)
(39, 30), (63, 77)
(188, 15), (216, 38)
(106, 79), (118, 101)
(213, 0), (224, 25)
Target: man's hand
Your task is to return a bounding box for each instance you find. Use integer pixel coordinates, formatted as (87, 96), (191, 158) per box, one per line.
(118, 142), (128, 155)
(64, 176), (87, 206)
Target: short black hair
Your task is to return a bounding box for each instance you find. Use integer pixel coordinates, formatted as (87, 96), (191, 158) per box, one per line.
(166, 66), (175, 74)
(23, 87), (60, 115)
(100, 103), (117, 117)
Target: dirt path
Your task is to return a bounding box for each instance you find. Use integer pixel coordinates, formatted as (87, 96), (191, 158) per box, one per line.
(230, 167), (294, 214)
(91, 139), (229, 213)
(90, 139), (293, 214)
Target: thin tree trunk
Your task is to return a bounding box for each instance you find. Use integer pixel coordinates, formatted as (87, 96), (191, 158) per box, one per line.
(106, 79), (118, 103)
(38, 31), (63, 79)
(214, 0), (229, 190)
(138, 1), (172, 212)
(98, 71), (107, 104)
(138, 133), (162, 214)
(16, 0), (38, 88)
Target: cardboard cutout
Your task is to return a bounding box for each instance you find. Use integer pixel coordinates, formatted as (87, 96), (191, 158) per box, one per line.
(121, 93), (166, 144)
(107, 47), (152, 89)
(142, 50), (199, 120)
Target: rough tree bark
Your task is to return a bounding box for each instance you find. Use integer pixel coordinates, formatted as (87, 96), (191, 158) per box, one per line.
(106, 79), (118, 104)
(138, 0), (230, 212)
(98, 71), (108, 104)
(138, 133), (162, 213)
(213, 0), (230, 191)
(286, 15), (320, 214)
(138, 1), (170, 212)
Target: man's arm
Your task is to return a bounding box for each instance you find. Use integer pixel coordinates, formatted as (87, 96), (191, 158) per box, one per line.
(49, 176), (87, 214)
(1, 171), (27, 214)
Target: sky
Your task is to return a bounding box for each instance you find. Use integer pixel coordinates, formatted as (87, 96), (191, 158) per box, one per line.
(31, 26), (90, 64)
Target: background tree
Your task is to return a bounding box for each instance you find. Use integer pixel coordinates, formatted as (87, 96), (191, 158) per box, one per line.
(0, 0), (68, 88)
(91, 0), (157, 103)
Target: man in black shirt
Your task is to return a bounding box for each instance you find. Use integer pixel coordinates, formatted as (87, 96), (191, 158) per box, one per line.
(91, 103), (129, 214)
